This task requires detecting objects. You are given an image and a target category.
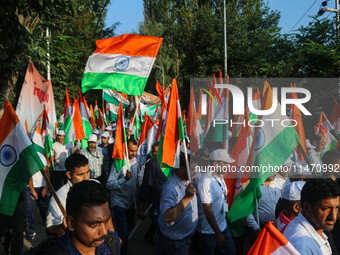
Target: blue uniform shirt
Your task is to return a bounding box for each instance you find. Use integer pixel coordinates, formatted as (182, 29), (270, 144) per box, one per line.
(158, 174), (198, 240)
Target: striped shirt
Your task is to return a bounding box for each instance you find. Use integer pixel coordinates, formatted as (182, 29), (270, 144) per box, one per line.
(81, 147), (104, 179)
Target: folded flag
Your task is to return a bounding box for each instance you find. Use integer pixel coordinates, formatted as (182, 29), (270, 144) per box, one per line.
(247, 222), (300, 255)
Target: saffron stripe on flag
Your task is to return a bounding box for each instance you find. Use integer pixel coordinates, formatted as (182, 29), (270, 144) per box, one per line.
(94, 34), (163, 57)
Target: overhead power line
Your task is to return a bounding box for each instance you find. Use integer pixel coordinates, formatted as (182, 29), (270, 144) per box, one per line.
(288, 0), (319, 33)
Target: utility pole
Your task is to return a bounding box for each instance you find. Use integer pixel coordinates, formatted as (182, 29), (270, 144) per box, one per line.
(223, 0), (227, 79)
(318, 0), (340, 38)
(46, 26), (51, 80)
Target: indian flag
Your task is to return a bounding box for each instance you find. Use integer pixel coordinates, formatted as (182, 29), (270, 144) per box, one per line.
(204, 88), (229, 143)
(318, 111), (339, 139)
(82, 34), (163, 95)
(330, 100), (340, 132)
(64, 97), (85, 145)
(227, 82), (300, 228)
(107, 102), (119, 122)
(103, 90), (130, 107)
(0, 101), (45, 216)
(112, 102), (127, 173)
(137, 114), (158, 168)
(157, 79), (184, 177)
(248, 222), (299, 255)
(227, 107), (253, 207)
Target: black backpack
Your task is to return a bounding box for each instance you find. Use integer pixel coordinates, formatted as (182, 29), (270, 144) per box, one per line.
(25, 233), (118, 255)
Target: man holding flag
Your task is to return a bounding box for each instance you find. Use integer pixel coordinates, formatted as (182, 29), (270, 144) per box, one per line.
(0, 100), (46, 253)
(106, 102), (139, 255)
(158, 153), (198, 255)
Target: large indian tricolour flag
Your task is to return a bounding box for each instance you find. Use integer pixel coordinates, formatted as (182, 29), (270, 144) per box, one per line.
(82, 34), (163, 96)
(227, 82), (300, 231)
(0, 101), (45, 216)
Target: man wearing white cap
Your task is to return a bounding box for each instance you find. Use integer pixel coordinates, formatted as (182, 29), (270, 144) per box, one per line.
(196, 149), (235, 255)
(309, 134), (326, 167)
(81, 134), (104, 180)
(273, 181), (305, 233)
(50, 130), (74, 190)
(105, 126), (114, 144)
(284, 179), (340, 255)
(98, 131), (111, 175)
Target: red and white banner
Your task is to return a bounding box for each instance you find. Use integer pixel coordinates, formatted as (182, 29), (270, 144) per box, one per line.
(15, 62), (57, 134)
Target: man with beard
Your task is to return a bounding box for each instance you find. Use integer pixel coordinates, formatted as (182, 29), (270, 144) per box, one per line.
(284, 178), (340, 255)
(81, 134), (104, 180)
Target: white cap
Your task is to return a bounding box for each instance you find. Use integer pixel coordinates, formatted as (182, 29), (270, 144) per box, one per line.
(105, 126), (112, 131)
(305, 139), (316, 149)
(93, 129), (100, 135)
(281, 181), (305, 201)
(289, 161), (311, 176)
(57, 130), (66, 136)
(101, 131), (110, 138)
(88, 134), (97, 143)
(226, 130), (232, 140)
(282, 157), (294, 167)
(210, 149), (235, 163)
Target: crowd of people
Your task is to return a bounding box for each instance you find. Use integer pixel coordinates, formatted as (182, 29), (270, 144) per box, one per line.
(0, 121), (340, 255)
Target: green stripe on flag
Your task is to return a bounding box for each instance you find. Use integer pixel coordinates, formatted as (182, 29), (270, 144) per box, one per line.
(227, 125), (300, 224)
(179, 116), (185, 141)
(82, 73), (148, 95)
(157, 134), (172, 178)
(0, 145), (44, 216)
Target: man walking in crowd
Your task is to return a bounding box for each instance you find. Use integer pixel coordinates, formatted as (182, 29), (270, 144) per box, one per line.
(106, 138), (139, 255)
(273, 181), (304, 233)
(196, 149), (235, 255)
(284, 178), (340, 255)
(98, 131), (111, 175)
(81, 134), (105, 180)
(309, 134), (327, 167)
(158, 153), (198, 255)
(246, 173), (282, 238)
(0, 192), (26, 254)
(46, 153), (90, 237)
(25, 166), (50, 240)
(44, 180), (121, 254)
(50, 130), (74, 190)
(105, 126), (115, 144)
(137, 141), (167, 244)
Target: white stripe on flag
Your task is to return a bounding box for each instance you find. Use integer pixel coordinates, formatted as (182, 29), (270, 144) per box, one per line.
(0, 125), (30, 198)
(84, 53), (154, 77)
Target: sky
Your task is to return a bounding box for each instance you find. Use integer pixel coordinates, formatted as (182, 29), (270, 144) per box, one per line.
(105, 0), (337, 35)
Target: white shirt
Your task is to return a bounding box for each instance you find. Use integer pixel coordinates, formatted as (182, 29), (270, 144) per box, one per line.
(283, 213), (332, 255)
(46, 180), (72, 228)
(32, 171), (45, 188)
(196, 172), (228, 234)
(51, 142), (73, 171)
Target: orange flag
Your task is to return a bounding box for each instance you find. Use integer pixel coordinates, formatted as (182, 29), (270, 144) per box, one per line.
(248, 222), (299, 255)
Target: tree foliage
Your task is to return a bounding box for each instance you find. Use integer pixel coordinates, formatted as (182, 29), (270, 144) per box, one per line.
(140, 0), (339, 108)
(0, 0), (116, 115)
